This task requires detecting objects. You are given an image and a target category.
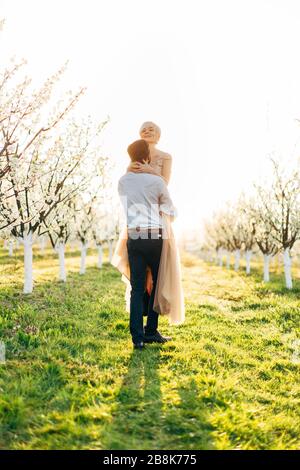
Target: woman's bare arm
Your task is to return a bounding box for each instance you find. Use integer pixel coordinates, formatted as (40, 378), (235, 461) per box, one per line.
(127, 154), (172, 185)
(161, 155), (172, 185)
(127, 161), (161, 177)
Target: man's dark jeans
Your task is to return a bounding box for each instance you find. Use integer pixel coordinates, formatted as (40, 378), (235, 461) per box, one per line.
(127, 236), (163, 344)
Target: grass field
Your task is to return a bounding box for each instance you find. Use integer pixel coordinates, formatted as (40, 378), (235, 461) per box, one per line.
(0, 245), (299, 450)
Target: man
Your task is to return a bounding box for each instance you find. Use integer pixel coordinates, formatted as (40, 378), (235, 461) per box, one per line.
(118, 139), (176, 350)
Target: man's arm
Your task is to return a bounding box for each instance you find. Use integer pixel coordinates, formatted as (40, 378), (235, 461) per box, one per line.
(117, 179), (122, 194)
(158, 180), (177, 220)
(118, 179), (128, 219)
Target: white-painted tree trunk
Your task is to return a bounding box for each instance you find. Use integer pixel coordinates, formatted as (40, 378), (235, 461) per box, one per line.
(8, 240), (13, 257)
(234, 249), (240, 271)
(283, 248), (293, 289)
(97, 245), (103, 268)
(245, 250), (252, 274)
(226, 251), (230, 269)
(58, 242), (66, 282)
(108, 240), (113, 263)
(80, 242), (88, 275)
(23, 232), (33, 294)
(263, 254), (270, 282)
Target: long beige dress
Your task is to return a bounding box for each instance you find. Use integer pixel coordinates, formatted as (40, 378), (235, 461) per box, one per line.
(111, 152), (185, 325)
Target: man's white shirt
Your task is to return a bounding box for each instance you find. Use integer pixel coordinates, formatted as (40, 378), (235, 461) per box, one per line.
(118, 172), (176, 229)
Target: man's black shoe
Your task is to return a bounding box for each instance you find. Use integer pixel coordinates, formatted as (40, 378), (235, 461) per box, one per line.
(143, 331), (172, 343)
(133, 341), (145, 350)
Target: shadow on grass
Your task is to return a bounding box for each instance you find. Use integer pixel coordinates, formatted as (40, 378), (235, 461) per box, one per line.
(101, 347), (163, 449)
(102, 346), (215, 450)
(206, 260), (300, 297)
(0, 262), (117, 297)
(244, 267), (300, 297)
(0, 248), (101, 264)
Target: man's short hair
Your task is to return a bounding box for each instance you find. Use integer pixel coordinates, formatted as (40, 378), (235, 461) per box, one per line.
(127, 139), (150, 163)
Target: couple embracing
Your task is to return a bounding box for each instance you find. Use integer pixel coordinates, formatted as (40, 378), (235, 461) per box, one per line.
(112, 122), (185, 350)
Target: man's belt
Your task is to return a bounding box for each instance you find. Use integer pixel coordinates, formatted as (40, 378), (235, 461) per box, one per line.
(127, 227), (163, 239)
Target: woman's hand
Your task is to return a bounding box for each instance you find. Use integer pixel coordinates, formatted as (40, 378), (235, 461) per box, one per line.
(127, 160), (154, 174)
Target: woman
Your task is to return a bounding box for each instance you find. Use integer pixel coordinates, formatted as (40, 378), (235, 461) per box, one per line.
(128, 121), (172, 185)
(112, 121), (185, 325)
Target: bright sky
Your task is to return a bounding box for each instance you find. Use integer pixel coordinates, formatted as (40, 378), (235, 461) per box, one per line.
(1, 0), (300, 238)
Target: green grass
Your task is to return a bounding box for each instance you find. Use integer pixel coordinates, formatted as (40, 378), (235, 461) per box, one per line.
(0, 245), (299, 450)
